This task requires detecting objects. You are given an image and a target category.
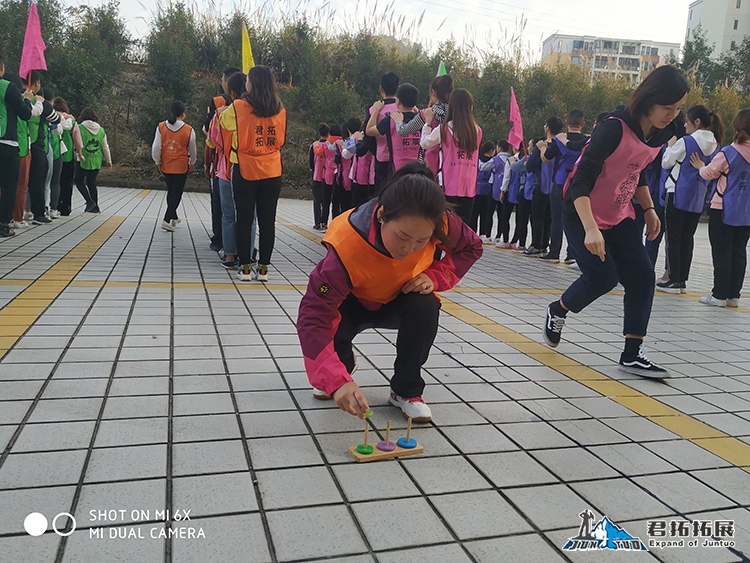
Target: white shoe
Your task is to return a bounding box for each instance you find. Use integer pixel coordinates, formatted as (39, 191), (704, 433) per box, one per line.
(256, 265), (269, 282)
(237, 265), (254, 281)
(312, 387), (332, 400)
(389, 392), (432, 422)
(49, 209), (60, 219)
(726, 298), (740, 308)
(569, 261), (580, 270)
(10, 220), (27, 229)
(171, 218), (181, 227)
(479, 235), (491, 244)
(23, 211), (34, 221)
(161, 220), (175, 232)
(699, 295), (725, 307)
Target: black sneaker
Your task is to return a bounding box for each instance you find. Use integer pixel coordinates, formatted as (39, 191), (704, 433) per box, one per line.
(655, 280), (684, 294)
(539, 253), (560, 262)
(32, 215), (52, 224)
(0, 224), (16, 237)
(221, 258), (237, 269)
(543, 304), (566, 347)
(523, 247), (543, 257)
(619, 345), (670, 379)
(209, 241), (222, 252)
(563, 255), (576, 265)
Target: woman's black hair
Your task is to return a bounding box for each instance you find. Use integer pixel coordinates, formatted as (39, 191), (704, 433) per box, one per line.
(687, 105), (724, 145)
(52, 96), (69, 113)
(345, 117), (361, 135)
(378, 161), (451, 244)
(328, 123), (342, 137)
(226, 72), (246, 99)
(78, 107), (99, 123)
(496, 140), (510, 153)
(243, 65), (283, 118)
(626, 65), (689, 121)
(733, 108), (750, 144)
(480, 141), (495, 154)
(318, 122), (329, 138)
(168, 100), (186, 125)
(41, 87), (54, 101)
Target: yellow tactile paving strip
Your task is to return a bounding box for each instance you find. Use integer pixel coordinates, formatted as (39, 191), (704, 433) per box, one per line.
(135, 189), (151, 198)
(0, 216), (126, 358)
(440, 297), (750, 471)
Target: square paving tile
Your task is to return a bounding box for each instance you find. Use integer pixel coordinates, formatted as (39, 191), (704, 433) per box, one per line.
(172, 472), (258, 517)
(431, 490), (534, 540)
(85, 444), (167, 482)
(465, 533), (568, 562)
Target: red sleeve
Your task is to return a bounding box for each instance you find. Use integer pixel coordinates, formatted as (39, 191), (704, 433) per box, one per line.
(312, 141), (325, 157)
(422, 212), (483, 291)
(296, 249), (355, 396)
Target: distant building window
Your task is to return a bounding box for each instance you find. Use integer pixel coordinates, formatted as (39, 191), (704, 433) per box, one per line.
(734, 19), (739, 29)
(643, 61), (650, 71)
(594, 56), (608, 69)
(622, 45), (637, 54)
(572, 56), (583, 66)
(689, 9), (692, 19)
(737, 0), (741, 8)
(603, 40), (613, 50)
(731, 40), (737, 49)
(651, 48), (659, 56)
(573, 40), (585, 49)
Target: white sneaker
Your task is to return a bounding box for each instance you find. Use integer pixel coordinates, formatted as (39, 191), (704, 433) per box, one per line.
(569, 261), (580, 270)
(10, 220), (27, 229)
(24, 211), (34, 221)
(171, 218), (181, 227)
(389, 392), (432, 422)
(237, 265), (254, 281)
(161, 220), (175, 232)
(256, 265), (269, 282)
(726, 298), (740, 308)
(312, 387), (332, 400)
(699, 295), (725, 307)
(49, 209), (60, 219)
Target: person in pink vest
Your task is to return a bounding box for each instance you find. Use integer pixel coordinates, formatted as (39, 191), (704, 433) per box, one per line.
(543, 65), (689, 379)
(309, 123), (329, 230)
(361, 72), (399, 194)
(323, 123), (342, 224)
(420, 88), (482, 224)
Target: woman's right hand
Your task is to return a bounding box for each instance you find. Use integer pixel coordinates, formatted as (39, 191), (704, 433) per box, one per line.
(689, 152), (705, 170)
(332, 381), (370, 419)
(584, 227), (606, 261)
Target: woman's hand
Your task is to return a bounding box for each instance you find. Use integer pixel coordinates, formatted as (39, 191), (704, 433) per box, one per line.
(644, 208), (661, 241)
(372, 100), (385, 113)
(422, 107), (435, 123)
(584, 227), (606, 261)
(689, 152), (705, 170)
(402, 273), (435, 294)
(332, 382), (370, 418)
(391, 111), (403, 123)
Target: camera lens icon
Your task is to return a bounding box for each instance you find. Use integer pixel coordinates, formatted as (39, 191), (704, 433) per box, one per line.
(24, 512), (77, 537)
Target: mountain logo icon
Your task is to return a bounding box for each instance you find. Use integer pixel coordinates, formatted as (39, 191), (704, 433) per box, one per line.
(563, 509), (648, 551)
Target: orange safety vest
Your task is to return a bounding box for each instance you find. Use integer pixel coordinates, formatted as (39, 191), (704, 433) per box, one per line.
(213, 96), (226, 111)
(158, 121), (192, 174)
(323, 209), (443, 304)
(233, 99), (286, 180)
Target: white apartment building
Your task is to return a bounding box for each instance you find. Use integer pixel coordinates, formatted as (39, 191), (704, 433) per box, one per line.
(541, 34), (681, 85)
(686, 0), (750, 55)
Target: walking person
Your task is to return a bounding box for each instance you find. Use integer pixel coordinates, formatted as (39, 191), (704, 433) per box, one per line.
(53, 97), (82, 216)
(75, 107), (111, 213)
(690, 108), (750, 308)
(542, 66), (689, 378)
(219, 65), (287, 282)
(153, 100), (196, 232)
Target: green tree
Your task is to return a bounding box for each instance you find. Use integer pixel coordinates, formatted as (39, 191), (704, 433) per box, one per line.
(679, 25), (724, 91)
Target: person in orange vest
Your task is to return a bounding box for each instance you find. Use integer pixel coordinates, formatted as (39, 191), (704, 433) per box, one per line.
(297, 162), (483, 422)
(152, 100), (196, 232)
(219, 65), (287, 282)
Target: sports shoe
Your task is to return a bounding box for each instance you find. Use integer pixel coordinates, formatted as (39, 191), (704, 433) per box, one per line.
(726, 298), (740, 308)
(512, 246), (527, 253)
(171, 218), (182, 227)
(389, 392), (432, 422)
(523, 247), (543, 257)
(10, 220), (28, 229)
(49, 209), (61, 219)
(23, 211), (34, 221)
(568, 261), (580, 270)
(496, 241), (517, 249)
(479, 235), (491, 244)
(543, 303), (566, 348)
(237, 265), (254, 281)
(161, 220), (175, 232)
(221, 258), (237, 269)
(312, 387), (332, 400)
(210, 241), (222, 252)
(656, 280), (684, 294)
(0, 224), (16, 237)
(539, 253), (560, 262)
(618, 345), (669, 379)
(562, 255), (576, 265)
(699, 294), (725, 307)
(256, 264), (269, 282)
(32, 215), (51, 224)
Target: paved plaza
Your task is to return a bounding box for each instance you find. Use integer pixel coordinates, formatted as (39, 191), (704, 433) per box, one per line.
(0, 187), (749, 563)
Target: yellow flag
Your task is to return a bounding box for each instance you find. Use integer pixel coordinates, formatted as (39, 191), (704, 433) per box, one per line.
(241, 22), (255, 73)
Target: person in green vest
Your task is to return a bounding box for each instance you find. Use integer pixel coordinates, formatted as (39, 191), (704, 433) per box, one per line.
(0, 55), (35, 237)
(53, 97), (82, 216)
(75, 107), (111, 213)
(27, 70), (61, 224)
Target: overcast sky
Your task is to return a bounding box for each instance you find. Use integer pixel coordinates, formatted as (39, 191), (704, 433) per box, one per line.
(65, 0), (693, 60)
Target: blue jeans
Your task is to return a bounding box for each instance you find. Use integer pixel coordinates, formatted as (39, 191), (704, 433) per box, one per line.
(561, 207), (655, 337)
(218, 178), (237, 256)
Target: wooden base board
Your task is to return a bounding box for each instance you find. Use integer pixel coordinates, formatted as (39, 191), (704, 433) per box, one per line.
(348, 443), (424, 463)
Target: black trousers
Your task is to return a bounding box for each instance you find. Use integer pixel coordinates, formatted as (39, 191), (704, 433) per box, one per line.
(231, 167), (281, 266)
(334, 292), (441, 398)
(74, 164), (99, 207)
(471, 193), (491, 236)
(331, 181), (346, 218)
(163, 173), (187, 222)
(665, 195), (702, 283)
(58, 159), (75, 215)
(311, 179), (324, 226)
(708, 208), (750, 300)
(321, 183), (333, 226)
(531, 188), (551, 250)
(0, 144), (20, 225)
(512, 194), (532, 247)
(499, 198), (516, 242)
(210, 175), (222, 247)
(446, 195), (474, 226)
(29, 144), (49, 218)
(351, 183), (374, 208)
(562, 209), (655, 336)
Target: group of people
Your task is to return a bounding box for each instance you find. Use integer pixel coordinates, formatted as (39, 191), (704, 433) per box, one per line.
(0, 54), (111, 238)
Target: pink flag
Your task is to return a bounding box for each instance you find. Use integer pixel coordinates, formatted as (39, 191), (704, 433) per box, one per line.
(507, 87), (524, 150)
(19, 2), (47, 80)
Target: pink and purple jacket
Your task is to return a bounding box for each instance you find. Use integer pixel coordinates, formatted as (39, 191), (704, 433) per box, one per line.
(700, 140), (750, 210)
(324, 135), (342, 185)
(297, 199), (483, 396)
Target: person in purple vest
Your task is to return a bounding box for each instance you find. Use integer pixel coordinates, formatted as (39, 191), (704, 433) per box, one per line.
(543, 65), (689, 378)
(477, 140), (511, 242)
(690, 108), (750, 308)
(524, 118), (562, 256)
(541, 110), (589, 263)
(360, 72), (399, 195)
(658, 105), (723, 293)
(472, 141), (496, 240)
